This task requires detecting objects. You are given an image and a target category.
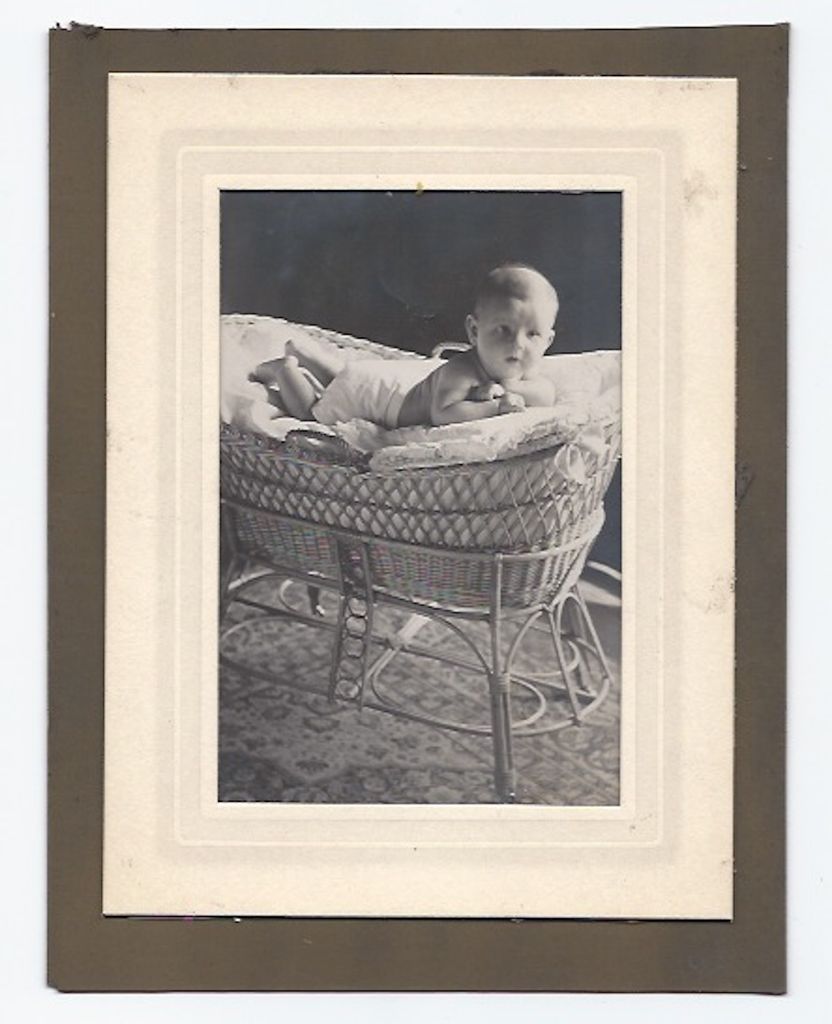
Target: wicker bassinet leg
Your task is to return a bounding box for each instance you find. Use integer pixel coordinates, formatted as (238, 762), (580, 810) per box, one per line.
(560, 595), (596, 697)
(489, 561), (516, 802)
(550, 600), (585, 725)
(219, 557), (245, 624)
(487, 670), (517, 803)
(570, 586), (615, 711)
(328, 538), (375, 705)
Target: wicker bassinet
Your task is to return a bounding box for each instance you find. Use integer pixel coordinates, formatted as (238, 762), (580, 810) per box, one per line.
(220, 326), (621, 612)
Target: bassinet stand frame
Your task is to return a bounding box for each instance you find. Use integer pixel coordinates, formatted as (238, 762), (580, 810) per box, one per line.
(219, 501), (616, 803)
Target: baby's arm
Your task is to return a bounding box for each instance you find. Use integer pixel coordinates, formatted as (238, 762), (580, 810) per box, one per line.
(503, 376), (556, 408)
(430, 360), (519, 425)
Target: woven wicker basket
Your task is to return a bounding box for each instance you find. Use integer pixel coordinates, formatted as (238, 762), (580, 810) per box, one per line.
(223, 414), (618, 543)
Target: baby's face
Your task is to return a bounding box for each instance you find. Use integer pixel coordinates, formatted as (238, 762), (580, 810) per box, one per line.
(466, 287), (557, 383)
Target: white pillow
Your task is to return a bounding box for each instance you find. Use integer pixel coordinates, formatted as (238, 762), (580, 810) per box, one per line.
(541, 350), (621, 403)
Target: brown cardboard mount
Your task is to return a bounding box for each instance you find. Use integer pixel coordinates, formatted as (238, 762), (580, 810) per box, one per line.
(49, 25), (786, 992)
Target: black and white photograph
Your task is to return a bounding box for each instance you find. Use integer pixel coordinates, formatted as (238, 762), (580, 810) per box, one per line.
(35, 13), (801, 1000)
(218, 189), (623, 805)
(101, 69), (738, 921)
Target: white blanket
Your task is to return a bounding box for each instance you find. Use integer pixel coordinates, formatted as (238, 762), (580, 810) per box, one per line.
(220, 314), (620, 472)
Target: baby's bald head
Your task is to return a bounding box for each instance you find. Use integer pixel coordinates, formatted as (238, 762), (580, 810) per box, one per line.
(474, 263), (559, 321)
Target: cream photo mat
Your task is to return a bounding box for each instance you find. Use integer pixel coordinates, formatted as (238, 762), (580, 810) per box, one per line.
(104, 74), (735, 918)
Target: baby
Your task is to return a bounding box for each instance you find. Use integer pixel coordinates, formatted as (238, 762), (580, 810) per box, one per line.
(252, 263), (558, 429)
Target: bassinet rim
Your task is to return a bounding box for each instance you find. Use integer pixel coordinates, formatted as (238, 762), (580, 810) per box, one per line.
(219, 411), (620, 479)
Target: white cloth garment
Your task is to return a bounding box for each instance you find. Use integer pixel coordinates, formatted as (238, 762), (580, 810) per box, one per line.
(311, 357), (444, 429)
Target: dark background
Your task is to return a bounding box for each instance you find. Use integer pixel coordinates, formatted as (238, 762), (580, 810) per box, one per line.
(220, 190), (622, 568)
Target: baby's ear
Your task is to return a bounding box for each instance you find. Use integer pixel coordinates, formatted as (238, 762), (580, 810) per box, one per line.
(464, 314), (478, 345)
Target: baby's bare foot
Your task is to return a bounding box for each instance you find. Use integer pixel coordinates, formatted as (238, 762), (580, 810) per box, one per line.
(249, 355), (295, 388)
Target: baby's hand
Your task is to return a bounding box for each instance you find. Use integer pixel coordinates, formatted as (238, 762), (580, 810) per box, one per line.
(498, 392), (526, 414)
(470, 381), (505, 402)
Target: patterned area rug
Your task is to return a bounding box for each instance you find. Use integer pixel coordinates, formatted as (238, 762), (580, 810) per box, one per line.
(219, 577), (620, 805)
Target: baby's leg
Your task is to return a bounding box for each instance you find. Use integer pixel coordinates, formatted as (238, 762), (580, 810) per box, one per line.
(285, 337), (346, 386)
(262, 355), (318, 420)
(251, 340), (345, 393)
